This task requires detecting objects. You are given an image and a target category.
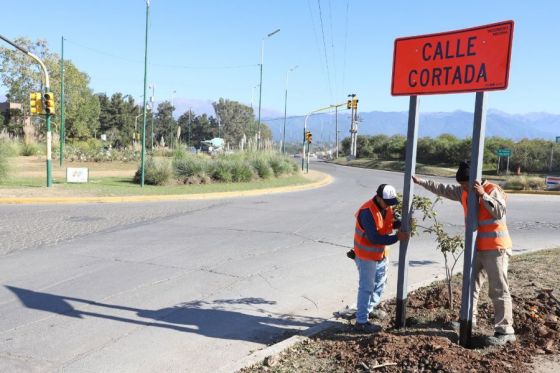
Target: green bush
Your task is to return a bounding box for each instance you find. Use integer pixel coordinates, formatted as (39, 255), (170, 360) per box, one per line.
(0, 140), (20, 157)
(20, 142), (40, 156)
(173, 154), (209, 181)
(134, 157), (172, 185)
(231, 160), (254, 182)
(251, 158), (273, 179)
(269, 156), (295, 176)
(210, 160), (233, 182)
(503, 175), (546, 191)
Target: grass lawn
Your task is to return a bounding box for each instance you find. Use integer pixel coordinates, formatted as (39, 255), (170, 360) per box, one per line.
(0, 156), (316, 198)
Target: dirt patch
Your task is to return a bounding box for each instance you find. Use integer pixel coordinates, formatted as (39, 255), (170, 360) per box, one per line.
(240, 248), (560, 372)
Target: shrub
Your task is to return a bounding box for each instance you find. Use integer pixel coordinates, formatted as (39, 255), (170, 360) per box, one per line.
(269, 156), (295, 176)
(0, 140), (19, 157)
(173, 154), (209, 182)
(503, 175), (545, 191)
(20, 142), (40, 156)
(134, 157), (172, 185)
(172, 146), (187, 160)
(210, 160), (233, 182)
(252, 158), (273, 179)
(230, 160), (254, 182)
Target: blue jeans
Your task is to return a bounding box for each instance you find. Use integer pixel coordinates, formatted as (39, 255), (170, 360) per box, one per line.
(355, 257), (387, 324)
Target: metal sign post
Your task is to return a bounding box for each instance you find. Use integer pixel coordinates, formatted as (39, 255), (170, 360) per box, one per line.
(459, 91), (487, 347)
(396, 95), (419, 328)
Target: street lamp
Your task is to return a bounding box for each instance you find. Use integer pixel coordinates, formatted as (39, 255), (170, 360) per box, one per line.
(282, 65), (298, 153)
(256, 28), (280, 150)
(140, 0), (151, 187)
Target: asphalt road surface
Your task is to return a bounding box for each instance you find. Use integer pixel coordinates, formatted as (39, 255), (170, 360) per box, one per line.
(1, 162), (558, 372)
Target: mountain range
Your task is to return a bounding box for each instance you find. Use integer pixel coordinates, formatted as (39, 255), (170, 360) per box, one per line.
(263, 109), (560, 143)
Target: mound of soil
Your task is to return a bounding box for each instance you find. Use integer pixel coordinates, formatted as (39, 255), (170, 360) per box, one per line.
(241, 248), (559, 373)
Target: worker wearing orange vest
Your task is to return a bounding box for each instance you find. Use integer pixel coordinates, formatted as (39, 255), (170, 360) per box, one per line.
(352, 184), (410, 332)
(412, 161), (515, 346)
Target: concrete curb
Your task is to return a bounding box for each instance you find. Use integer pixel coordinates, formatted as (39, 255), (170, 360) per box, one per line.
(219, 320), (344, 373)
(221, 275), (446, 373)
(0, 173), (333, 205)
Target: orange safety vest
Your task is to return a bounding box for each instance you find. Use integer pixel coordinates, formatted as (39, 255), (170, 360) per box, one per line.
(353, 199), (394, 261)
(460, 182), (512, 251)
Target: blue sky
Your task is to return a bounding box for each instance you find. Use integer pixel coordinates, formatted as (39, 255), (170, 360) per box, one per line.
(1, 0), (559, 116)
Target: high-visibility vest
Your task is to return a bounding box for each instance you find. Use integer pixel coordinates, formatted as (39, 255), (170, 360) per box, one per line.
(353, 199), (394, 261)
(460, 182), (512, 251)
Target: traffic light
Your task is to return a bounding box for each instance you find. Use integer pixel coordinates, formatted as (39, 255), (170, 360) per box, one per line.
(43, 92), (55, 115)
(30, 92), (43, 115)
(305, 131), (312, 144)
(351, 98), (359, 109)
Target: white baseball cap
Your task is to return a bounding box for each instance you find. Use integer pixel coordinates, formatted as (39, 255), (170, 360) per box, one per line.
(376, 184), (399, 206)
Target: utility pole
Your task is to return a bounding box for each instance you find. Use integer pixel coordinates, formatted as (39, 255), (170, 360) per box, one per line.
(347, 94), (359, 158)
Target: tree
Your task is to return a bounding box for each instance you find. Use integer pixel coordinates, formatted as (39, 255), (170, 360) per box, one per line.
(212, 98), (257, 146)
(154, 101), (176, 147)
(395, 195), (464, 310)
(177, 109), (195, 147)
(97, 92), (139, 147)
(0, 37), (99, 140)
(188, 113), (217, 147)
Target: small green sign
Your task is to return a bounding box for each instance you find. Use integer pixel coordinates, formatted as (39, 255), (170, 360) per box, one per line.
(496, 148), (512, 157)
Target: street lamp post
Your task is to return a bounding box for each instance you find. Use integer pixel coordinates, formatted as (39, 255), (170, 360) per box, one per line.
(282, 65), (298, 153)
(149, 83), (155, 150)
(140, 0), (150, 187)
(256, 28), (280, 150)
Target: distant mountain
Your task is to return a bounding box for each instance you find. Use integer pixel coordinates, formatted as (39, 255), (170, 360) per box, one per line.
(264, 109), (560, 143)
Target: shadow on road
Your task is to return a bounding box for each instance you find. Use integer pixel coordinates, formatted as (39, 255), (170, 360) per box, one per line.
(6, 286), (322, 344)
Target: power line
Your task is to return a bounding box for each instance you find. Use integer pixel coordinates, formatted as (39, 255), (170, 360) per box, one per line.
(64, 38), (257, 70)
(342, 0), (350, 94)
(327, 0), (338, 97)
(316, 0), (333, 101)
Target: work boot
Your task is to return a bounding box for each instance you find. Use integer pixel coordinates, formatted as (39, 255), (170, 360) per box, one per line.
(369, 308), (388, 320)
(353, 321), (381, 333)
(486, 333), (516, 346)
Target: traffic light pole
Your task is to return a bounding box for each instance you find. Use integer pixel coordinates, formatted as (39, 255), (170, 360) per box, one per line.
(302, 102), (348, 171)
(0, 34), (52, 187)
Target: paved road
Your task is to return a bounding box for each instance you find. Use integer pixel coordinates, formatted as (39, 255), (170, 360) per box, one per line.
(0, 162), (558, 372)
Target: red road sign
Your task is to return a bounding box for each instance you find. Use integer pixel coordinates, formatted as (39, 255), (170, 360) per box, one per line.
(391, 21), (514, 96)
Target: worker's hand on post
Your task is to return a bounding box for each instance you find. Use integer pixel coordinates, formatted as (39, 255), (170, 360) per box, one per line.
(473, 180), (485, 197)
(411, 175), (422, 184)
(397, 230), (410, 241)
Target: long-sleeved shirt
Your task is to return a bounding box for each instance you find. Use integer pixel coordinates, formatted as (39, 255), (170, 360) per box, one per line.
(357, 200), (399, 246)
(416, 179), (506, 220)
